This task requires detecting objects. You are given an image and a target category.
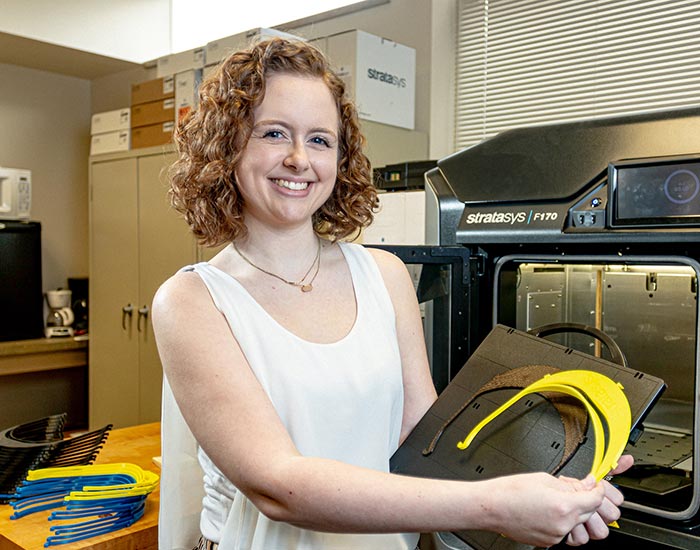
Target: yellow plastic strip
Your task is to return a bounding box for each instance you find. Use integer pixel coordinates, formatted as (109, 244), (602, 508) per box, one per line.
(26, 463), (149, 481)
(457, 382), (605, 476)
(456, 370), (631, 481)
(25, 463), (159, 500)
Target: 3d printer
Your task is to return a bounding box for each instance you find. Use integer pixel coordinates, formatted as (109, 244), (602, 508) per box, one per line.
(381, 108), (700, 549)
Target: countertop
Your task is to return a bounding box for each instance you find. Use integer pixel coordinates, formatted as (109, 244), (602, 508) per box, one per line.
(0, 422), (161, 550)
(0, 337), (87, 357)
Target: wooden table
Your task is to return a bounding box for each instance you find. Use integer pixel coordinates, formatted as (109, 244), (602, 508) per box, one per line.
(0, 422), (161, 550)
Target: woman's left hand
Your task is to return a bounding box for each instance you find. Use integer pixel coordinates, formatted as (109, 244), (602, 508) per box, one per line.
(564, 454), (634, 546)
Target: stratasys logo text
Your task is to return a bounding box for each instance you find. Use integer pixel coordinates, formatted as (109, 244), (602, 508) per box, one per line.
(367, 67), (407, 88)
(465, 210), (559, 225)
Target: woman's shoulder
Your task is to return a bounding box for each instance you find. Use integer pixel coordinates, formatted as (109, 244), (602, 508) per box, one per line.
(340, 242), (409, 285)
(363, 244), (408, 273)
(153, 265), (209, 313)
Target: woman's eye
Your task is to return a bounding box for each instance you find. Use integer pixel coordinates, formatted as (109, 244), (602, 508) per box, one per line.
(263, 130), (284, 139)
(310, 136), (330, 147)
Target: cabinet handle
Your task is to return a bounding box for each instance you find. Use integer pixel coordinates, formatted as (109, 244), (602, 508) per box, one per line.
(121, 304), (134, 330)
(138, 305), (150, 332)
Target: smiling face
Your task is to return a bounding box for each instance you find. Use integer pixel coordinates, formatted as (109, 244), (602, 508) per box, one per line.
(234, 72), (340, 234)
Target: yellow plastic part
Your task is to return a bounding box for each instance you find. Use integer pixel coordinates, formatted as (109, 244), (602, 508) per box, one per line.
(25, 462), (159, 500)
(456, 370), (632, 481)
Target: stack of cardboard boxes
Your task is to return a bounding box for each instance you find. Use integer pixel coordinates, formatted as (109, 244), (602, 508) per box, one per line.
(89, 108), (131, 155)
(89, 71), (197, 156)
(88, 28), (291, 156)
(157, 47), (204, 127)
(130, 75), (176, 149)
(89, 27), (416, 156)
(203, 27), (300, 76)
(89, 52), (204, 156)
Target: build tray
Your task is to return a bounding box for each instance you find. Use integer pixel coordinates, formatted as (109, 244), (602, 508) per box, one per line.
(390, 324), (666, 550)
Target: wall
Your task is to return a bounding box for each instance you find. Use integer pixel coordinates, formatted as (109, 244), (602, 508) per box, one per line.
(0, 62), (91, 292)
(428, 0), (457, 160)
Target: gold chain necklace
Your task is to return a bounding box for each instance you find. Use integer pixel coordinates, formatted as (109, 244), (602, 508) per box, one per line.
(233, 238), (321, 293)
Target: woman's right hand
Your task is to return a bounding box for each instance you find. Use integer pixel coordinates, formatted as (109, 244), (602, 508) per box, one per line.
(481, 472), (606, 548)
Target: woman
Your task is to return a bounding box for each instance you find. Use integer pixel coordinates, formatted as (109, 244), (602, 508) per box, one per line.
(153, 38), (630, 550)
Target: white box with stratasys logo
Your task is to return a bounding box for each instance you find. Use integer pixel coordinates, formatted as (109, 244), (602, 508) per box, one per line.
(321, 30), (416, 130)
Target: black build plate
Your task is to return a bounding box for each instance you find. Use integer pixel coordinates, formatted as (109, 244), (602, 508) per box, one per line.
(390, 324), (666, 550)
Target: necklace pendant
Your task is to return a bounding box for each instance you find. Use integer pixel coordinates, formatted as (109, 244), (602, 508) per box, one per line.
(301, 284), (313, 293)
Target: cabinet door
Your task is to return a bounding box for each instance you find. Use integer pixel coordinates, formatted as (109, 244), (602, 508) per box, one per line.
(90, 158), (140, 429)
(137, 153), (196, 423)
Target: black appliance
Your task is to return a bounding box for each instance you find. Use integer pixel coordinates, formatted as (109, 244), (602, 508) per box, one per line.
(0, 221), (43, 341)
(68, 276), (88, 336)
(374, 160), (436, 191)
(381, 108), (700, 549)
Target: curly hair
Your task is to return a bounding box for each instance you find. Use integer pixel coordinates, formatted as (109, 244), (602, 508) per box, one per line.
(168, 37), (378, 247)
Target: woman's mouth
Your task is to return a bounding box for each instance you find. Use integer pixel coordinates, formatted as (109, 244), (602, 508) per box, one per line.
(271, 178), (309, 191)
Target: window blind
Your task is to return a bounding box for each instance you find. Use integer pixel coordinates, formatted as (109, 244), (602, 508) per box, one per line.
(455, 0), (700, 150)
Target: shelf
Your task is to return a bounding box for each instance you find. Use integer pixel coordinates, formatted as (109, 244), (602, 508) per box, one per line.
(0, 31), (140, 80)
(0, 337), (88, 376)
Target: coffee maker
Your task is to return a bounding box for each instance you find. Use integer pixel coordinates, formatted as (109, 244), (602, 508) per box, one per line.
(45, 289), (74, 338)
(68, 277), (88, 336)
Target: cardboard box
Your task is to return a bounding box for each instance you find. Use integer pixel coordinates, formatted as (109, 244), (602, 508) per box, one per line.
(309, 36), (327, 54)
(157, 47), (205, 78)
(322, 30), (416, 130)
(131, 76), (175, 106)
(90, 130), (130, 155)
(131, 121), (175, 149)
(131, 98), (175, 128)
(175, 69), (203, 122)
(203, 64), (217, 80)
(91, 108), (130, 135)
(361, 190), (425, 245)
(205, 28), (303, 67)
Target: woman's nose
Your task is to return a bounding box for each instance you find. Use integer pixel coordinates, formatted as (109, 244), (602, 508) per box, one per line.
(283, 140), (310, 171)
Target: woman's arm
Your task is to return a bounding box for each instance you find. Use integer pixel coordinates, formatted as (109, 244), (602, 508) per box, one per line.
(152, 269), (610, 548)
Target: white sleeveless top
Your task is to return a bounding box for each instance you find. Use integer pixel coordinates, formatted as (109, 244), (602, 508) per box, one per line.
(160, 242), (419, 550)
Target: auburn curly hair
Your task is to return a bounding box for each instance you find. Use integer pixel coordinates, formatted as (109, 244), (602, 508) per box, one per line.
(168, 37), (377, 247)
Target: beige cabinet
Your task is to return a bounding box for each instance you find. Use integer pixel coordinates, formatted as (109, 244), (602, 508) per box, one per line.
(89, 147), (196, 429)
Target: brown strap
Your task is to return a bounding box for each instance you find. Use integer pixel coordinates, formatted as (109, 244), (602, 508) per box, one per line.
(422, 365), (588, 475)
